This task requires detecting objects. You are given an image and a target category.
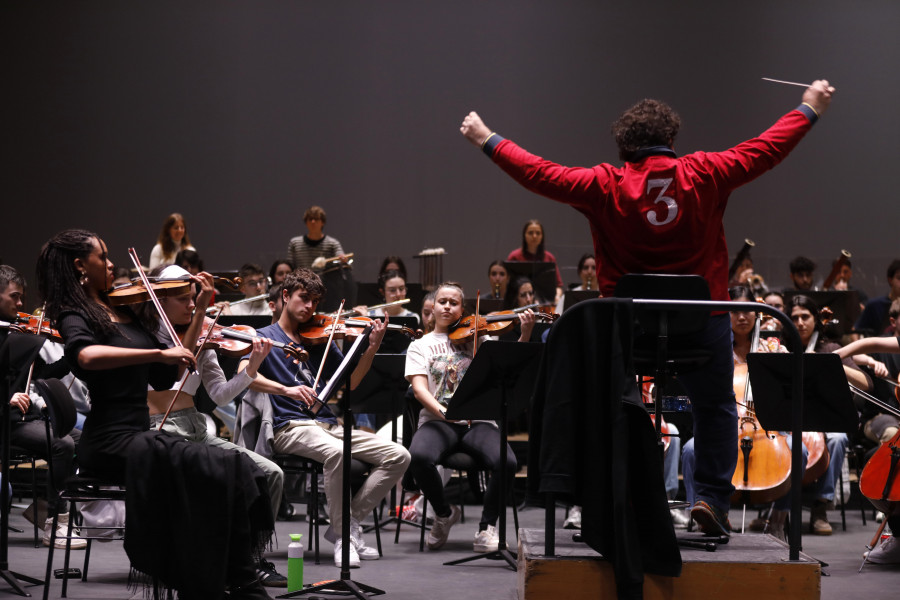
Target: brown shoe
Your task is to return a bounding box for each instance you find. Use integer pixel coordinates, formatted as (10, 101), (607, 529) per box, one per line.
(809, 503), (832, 535)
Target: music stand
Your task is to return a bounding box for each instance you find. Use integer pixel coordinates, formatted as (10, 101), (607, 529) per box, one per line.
(782, 290), (861, 337)
(503, 261), (557, 306)
(442, 340), (543, 570)
(747, 353), (858, 435)
(1, 331), (45, 596)
(561, 290), (602, 312)
(278, 328), (384, 600)
(344, 354), (408, 533)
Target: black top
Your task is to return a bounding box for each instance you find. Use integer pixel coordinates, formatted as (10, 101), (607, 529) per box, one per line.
(58, 310), (176, 407)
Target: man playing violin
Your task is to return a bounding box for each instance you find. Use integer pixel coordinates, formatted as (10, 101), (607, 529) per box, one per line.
(0, 264), (86, 549)
(239, 268), (410, 568)
(461, 79), (835, 536)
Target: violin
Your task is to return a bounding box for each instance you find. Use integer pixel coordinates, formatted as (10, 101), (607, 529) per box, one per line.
(196, 322), (308, 362)
(298, 315), (422, 345)
(107, 279), (192, 306)
(13, 312), (62, 342)
(447, 303), (557, 345)
(640, 380), (672, 454)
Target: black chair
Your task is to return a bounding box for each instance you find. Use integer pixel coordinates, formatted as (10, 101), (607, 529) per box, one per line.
(274, 453), (381, 565)
(6, 447), (41, 546)
(35, 378), (122, 600)
(394, 389), (519, 552)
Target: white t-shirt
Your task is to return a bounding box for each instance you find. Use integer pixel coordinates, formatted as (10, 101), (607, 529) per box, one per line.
(405, 331), (495, 427)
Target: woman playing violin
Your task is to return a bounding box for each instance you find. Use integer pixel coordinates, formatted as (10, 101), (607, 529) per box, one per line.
(404, 282), (534, 552)
(38, 229), (275, 600)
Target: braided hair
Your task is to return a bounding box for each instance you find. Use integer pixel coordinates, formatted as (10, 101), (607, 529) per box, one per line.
(37, 229), (119, 337)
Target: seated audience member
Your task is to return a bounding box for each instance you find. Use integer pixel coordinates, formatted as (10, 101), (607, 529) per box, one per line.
(239, 268), (410, 568)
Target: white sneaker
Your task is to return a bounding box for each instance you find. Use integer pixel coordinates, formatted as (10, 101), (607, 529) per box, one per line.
(43, 513), (87, 550)
(334, 539), (360, 568)
(350, 519), (379, 561)
(670, 509), (690, 528)
(473, 525), (499, 553)
(865, 536), (900, 564)
(426, 505), (461, 550)
(563, 506), (582, 529)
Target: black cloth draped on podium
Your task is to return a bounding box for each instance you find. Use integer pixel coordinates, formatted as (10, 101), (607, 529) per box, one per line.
(528, 298), (681, 600)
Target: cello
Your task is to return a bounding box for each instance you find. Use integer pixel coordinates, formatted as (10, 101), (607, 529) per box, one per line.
(731, 312), (793, 505)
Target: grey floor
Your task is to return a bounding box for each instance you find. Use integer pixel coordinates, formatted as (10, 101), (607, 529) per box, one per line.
(1, 495), (896, 600)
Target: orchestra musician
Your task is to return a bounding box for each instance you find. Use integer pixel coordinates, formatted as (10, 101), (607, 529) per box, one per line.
(506, 220), (564, 303)
(141, 264), (289, 588)
(555, 253), (598, 314)
(149, 212), (195, 270)
(790, 294), (870, 535)
(786, 256), (816, 293)
(37, 229), (274, 600)
(460, 78), (835, 536)
(836, 302), (900, 564)
(238, 268), (410, 569)
(404, 282), (534, 552)
(0, 265), (85, 549)
(487, 260), (509, 301)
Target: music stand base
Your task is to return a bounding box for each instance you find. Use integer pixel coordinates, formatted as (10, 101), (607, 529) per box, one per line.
(0, 568), (42, 597)
(443, 545), (517, 571)
(276, 576), (385, 600)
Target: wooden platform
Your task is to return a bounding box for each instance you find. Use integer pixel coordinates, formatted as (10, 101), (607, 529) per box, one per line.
(517, 528), (821, 600)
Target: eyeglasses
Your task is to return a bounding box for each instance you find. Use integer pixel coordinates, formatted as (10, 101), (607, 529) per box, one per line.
(245, 279), (266, 288)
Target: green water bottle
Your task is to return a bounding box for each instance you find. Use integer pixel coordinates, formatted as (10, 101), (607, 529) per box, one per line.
(287, 533), (304, 592)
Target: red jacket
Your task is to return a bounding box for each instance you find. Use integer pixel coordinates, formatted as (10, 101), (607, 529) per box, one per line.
(485, 106), (817, 302)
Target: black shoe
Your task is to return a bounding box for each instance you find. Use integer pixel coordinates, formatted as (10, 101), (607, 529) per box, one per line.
(277, 500), (295, 521)
(256, 559), (287, 588)
(230, 579), (273, 599)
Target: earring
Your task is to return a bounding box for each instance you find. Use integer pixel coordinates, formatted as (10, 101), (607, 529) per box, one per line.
(79, 271), (88, 286)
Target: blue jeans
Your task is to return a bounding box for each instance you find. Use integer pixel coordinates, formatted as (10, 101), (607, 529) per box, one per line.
(674, 313), (737, 512)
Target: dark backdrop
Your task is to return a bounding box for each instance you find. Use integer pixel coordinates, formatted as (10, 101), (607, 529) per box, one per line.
(5, 1), (899, 301)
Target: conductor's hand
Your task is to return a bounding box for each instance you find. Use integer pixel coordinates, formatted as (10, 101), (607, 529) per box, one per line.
(803, 80), (835, 116)
(460, 111), (493, 147)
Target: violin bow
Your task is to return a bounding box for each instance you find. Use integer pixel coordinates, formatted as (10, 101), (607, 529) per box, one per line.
(157, 309), (224, 430)
(311, 299), (345, 393)
(127, 248), (184, 353)
(205, 292), (268, 314)
(19, 305), (49, 420)
(473, 290), (481, 357)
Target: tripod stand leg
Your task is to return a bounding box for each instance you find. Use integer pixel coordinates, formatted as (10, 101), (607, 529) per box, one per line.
(0, 568), (43, 597)
(277, 576), (385, 599)
(444, 548), (517, 570)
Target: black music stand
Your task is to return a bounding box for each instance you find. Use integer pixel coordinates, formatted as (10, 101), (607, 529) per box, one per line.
(1, 332), (45, 596)
(503, 261), (557, 306)
(345, 354), (408, 533)
(747, 353), (858, 435)
(278, 327), (384, 600)
(561, 290), (602, 312)
(443, 340), (543, 570)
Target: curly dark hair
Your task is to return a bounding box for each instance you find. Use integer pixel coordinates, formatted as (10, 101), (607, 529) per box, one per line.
(612, 99), (681, 162)
(37, 229), (120, 336)
(282, 268), (326, 302)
